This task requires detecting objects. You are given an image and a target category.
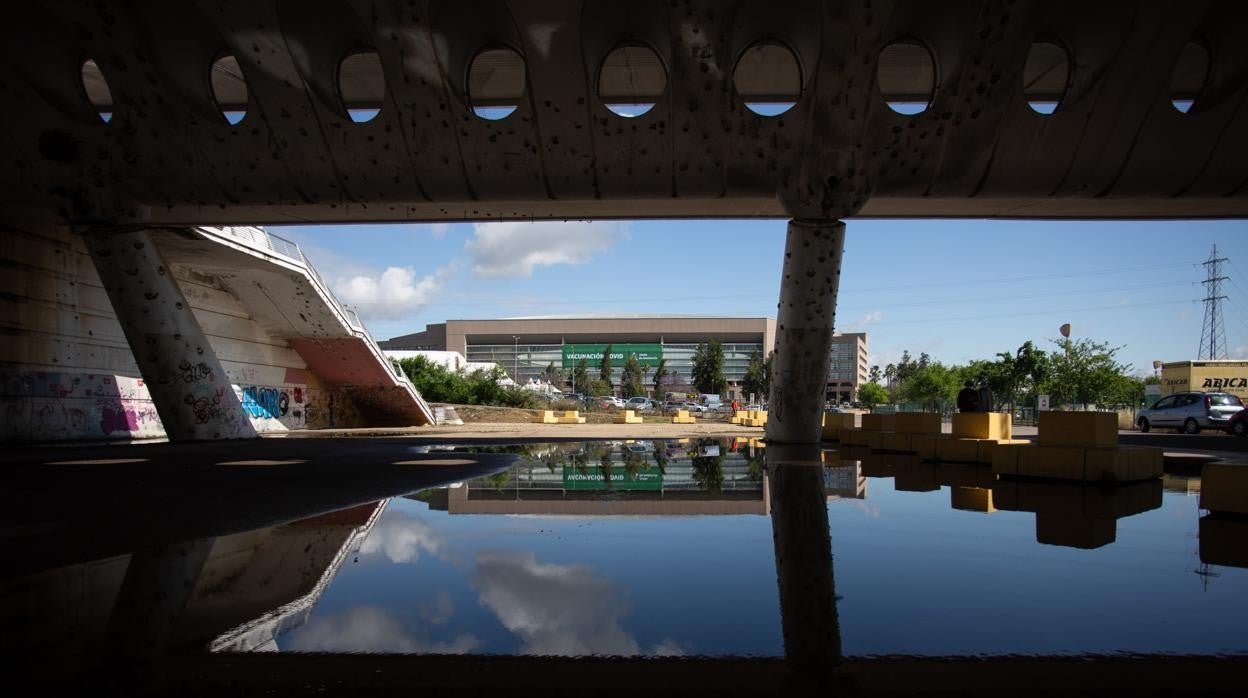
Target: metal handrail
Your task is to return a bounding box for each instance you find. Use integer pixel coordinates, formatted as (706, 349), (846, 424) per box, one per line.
(200, 225), (416, 388)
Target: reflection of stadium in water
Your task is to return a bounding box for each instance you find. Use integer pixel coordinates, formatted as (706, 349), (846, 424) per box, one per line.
(429, 440), (865, 516)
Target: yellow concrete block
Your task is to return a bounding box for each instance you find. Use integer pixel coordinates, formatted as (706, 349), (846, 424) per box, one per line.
(894, 412), (941, 435)
(1036, 514), (1116, 549)
(950, 487), (996, 513)
(936, 438), (981, 464)
(1125, 447), (1163, 481)
(615, 410), (643, 424)
(540, 410), (559, 424)
(821, 413), (854, 441)
(1084, 448), (1129, 482)
(1017, 446), (1086, 481)
(990, 443), (1026, 477)
(938, 463), (996, 490)
(881, 433), (915, 452)
(842, 429), (884, 450)
(895, 461), (939, 492)
(975, 439), (1029, 465)
(912, 435), (940, 460)
(952, 412), (1013, 440)
(1037, 411), (1118, 449)
(1201, 463), (1248, 515)
(1199, 515), (1248, 568)
(861, 413), (896, 431)
(556, 410), (586, 424)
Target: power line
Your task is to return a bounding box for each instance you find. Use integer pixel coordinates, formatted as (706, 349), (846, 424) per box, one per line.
(838, 299), (1192, 328)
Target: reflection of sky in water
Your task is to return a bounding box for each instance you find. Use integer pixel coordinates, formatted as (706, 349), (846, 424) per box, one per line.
(272, 449), (1248, 658)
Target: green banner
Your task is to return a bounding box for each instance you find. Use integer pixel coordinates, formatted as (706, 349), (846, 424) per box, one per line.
(562, 343), (663, 368)
(563, 465), (663, 491)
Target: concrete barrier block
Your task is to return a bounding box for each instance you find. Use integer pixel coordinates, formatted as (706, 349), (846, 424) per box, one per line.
(936, 438), (981, 464)
(822, 412), (855, 429)
(975, 439), (1029, 465)
(1201, 463), (1248, 515)
(990, 443), (1026, 476)
(1084, 448), (1130, 482)
(937, 463), (996, 489)
(951, 487), (996, 513)
(861, 413), (896, 431)
(1199, 515), (1248, 568)
(1125, 447), (1163, 481)
(1018, 445), (1086, 480)
(880, 433), (915, 452)
(672, 409), (698, 424)
(615, 410), (643, 424)
(895, 461), (939, 492)
(1036, 514), (1116, 549)
(1037, 411), (1118, 448)
(843, 430), (884, 450)
(952, 412), (1013, 440)
(894, 412), (941, 435)
(541, 410), (559, 424)
(912, 435), (940, 460)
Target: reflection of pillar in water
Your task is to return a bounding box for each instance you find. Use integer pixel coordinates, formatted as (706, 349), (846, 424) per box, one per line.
(767, 445), (842, 678)
(103, 538), (214, 659)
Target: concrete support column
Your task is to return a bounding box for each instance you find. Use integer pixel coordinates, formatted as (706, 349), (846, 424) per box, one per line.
(85, 228), (257, 440)
(767, 219), (845, 444)
(767, 444), (843, 684)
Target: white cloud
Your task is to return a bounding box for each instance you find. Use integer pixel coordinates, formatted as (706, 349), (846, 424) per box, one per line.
(429, 223), (450, 239)
(419, 591), (455, 626)
(464, 221), (622, 278)
(334, 265), (453, 321)
(359, 511), (444, 563)
(846, 310), (882, 330)
(283, 606), (478, 654)
(471, 550), (640, 656)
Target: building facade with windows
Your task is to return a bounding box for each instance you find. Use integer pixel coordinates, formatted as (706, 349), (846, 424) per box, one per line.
(382, 316), (867, 401)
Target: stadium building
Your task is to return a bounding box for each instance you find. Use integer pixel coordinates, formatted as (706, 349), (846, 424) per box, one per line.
(380, 316), (868, 402)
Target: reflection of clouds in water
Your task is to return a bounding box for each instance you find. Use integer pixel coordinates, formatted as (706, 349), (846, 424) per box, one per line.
(284, 606), (478, 654)
(472, 551), (685, 657)
(360, 510), (443, 563)
(649, 638), (689, 656)
(419, 591), (454, 626)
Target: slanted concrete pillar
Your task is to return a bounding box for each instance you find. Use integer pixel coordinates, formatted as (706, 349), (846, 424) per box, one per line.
(767, 219), (845, 444)
(767, 444), (843, 684)
(85, 228), (256, 440)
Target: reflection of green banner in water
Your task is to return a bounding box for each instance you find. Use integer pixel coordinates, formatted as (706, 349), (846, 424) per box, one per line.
(562, 343), (662, 368)
(563, 465), (663, 490)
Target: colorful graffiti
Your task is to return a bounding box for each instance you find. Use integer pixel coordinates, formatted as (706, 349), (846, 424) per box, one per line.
(2, 368), (311, 441)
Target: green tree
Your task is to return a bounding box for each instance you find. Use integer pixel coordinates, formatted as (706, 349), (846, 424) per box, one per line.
(857, 382), (889, 410)
(651, 358), (668, 399)
(902, 362), (959, 412)
(1043, 337), (1132, 409)
(542, 361), (563, 386)
(868, 365), (882, 384)
(620, 353), (645, 398)
(741, 351), (766, 401)
(599, 344), (614, 389)
(691, 340), (727, 395)
(760, 352), (773, 400)
(573, 358), (591, 394)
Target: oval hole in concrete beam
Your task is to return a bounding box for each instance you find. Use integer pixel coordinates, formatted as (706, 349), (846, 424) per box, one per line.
(1170, 40), (1209, 114)
(339, 50), (384, 123)
(599, 44), (666, 117)
(80, 58), (113, 123)
(468, 47), (526, 120)
(735, 42), (801, 117)
(1023, 41), (1070, 115)
(878, 41), (935, 115)
(210, 55), (248, 125)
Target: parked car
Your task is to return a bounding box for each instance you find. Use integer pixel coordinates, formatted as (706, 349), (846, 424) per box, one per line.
(663, 401), (685, 412)
(682, 403), (708, 413)
(1227, 409), (1248, 437)
(597, 396), (625, 408)
(625, 397), (656, 411)
(1136, 391), (1244, 434)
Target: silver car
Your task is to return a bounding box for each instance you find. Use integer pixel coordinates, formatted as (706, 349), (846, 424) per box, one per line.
(1137, 391), (1244, 434)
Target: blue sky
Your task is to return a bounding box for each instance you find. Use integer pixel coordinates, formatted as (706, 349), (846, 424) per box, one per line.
(274, 218), (1248, 375)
